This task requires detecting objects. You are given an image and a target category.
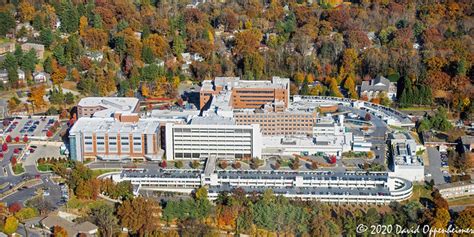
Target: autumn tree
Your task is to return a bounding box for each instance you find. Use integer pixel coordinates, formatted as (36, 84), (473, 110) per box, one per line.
(117, 197), (161, 236)
(53, 225), (68, 237)
(89, 204), (118, 237)
(18, 1), (35, 22)
(3, 216), (18, 235)
(29, 85), (46, 108)
(234, 29), (263, 57)
(82, 28), (109, 50)
(51, 65), (67, 85)
(143, 34), (169, 59)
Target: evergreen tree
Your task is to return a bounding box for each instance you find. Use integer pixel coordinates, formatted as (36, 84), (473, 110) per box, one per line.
(93, 14), (103, 29)
(43, 56), (53, 74)
(20, 49), (39, 74)
(300, 78), (309, 95)
(142, 46), (155, 64)
(3, 53), (18, 86)
(59, 1), (80, 33)
(40, 28), (54, 48)
(0, 12), (15, 36)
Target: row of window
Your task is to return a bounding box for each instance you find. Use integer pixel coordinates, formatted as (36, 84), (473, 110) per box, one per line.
(235, 114), (313, 118)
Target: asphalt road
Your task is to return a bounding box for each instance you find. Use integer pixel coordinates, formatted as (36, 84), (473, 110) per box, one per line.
(426, 147), (446, 185)
(342, 105), (388, 166)
(0, 144), (26, 177)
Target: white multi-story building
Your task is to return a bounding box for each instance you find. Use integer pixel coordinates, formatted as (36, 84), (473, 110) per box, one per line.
(388, 132), (424, 182)
(165, 115), (262, 160)
(109, 161), (413, 204)
(69, 115), (162, 162)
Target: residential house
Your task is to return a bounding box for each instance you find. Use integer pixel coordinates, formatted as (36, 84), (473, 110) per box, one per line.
(359, 76), (397, 100)
(461, 136), (474, 153)
(0, 69), (7, 84)
(0, 42), (15, 55)
(0, 69), (25, 84)
(181, 52), (204, 74)
(85, 51), (104, 62)
(33, 71), (50, 83)
(21, 43), (45, 59)
(17, 69), (26, 82)
(40, 211), (98, 237)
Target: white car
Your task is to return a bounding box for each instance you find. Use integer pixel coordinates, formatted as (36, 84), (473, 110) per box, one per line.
(43, 191), (50, 196)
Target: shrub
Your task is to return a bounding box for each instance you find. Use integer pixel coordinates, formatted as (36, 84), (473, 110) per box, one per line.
(232, 161), (241, 169)
(311, 161), (318, 170)
(191, 160), (200, 169)
(291, 158), (300, 170)
(219, 161), (228, 169)
(160, 160), (167, 168)
(175, 160), (183, 168)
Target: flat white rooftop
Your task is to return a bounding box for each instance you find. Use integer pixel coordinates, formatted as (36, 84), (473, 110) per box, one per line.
(190, 114), (235, 125)
(201, 76), (290, 91)
(70, 117), (160, 134)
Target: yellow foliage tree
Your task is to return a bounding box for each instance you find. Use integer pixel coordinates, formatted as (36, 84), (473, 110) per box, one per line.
(343, 75), (358, 99)
(294, 72), (305, 85)
(29, 85), (46, 108)
(143, 34), (168, 58)
(150, 77), (167, 98)
(306, 73), (315, 84)
(19, 1), (35, 22)
(4, 216), (18, 235)
(79, 16), (88, 37)
(141, 83), (150, 97)
(51, 66), (67, 85)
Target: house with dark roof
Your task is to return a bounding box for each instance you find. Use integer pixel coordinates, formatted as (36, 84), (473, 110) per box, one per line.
(359, 76), (397, 100)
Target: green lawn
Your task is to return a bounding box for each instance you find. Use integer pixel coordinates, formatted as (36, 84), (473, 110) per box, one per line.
(37, 163), (54, 172)
(91, 169), (120, 178)
(409, 184), (433, 202)
(65, 196), (111, 215)
(13, 164), (25, 175)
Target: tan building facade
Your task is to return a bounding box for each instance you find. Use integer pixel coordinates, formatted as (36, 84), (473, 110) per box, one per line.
(0, 42), (15, 55)
(234, 110), (317, 136)
(200, 77), (290, 110)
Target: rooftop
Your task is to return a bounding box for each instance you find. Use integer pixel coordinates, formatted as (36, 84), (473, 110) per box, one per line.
(437, 180), (474, 190)
(360, 76), (390, 92)
(461, 135), (474, 144)
(201, 76), (290, 91)
(190, 114), (235, 125)
(78, 97), (139, 117)
(69, 117), (160, 135)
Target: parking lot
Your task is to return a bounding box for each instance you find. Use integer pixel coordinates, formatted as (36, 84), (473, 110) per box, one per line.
(2, 116), (59, 140)
(426, 147), (449, 184)
(22, 143), (64, 172)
